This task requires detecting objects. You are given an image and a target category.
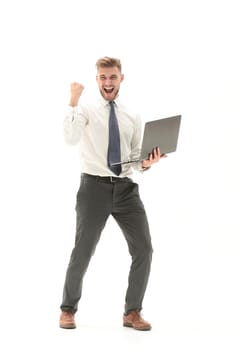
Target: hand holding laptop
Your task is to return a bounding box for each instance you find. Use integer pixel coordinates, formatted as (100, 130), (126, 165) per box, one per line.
(142, 147), (167, 169)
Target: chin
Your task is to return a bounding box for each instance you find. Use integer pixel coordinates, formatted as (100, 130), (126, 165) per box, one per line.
(103, 93), (115, 101)
(105, 95), (112, 100)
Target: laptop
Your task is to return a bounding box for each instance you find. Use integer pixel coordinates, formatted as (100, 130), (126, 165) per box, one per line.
(112, 115), (182, 165)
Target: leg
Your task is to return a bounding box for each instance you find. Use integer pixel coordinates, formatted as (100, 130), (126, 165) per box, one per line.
(60, 175), (112, 313)
(112, 182), (153, 314)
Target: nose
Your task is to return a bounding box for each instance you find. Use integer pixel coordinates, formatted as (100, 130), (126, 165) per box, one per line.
(105, 78), (113, 85)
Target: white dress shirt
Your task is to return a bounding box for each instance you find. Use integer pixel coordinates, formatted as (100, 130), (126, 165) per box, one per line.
(64, 96), (143, 177)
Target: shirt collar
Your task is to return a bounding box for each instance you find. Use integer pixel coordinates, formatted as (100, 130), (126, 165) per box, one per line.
(99, 95), (120, 108)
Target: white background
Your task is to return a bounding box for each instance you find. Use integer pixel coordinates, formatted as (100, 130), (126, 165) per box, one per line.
(0, 0), (232, 349)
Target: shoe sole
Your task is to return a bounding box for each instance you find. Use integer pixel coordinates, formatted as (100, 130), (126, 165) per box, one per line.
(123, 323), (151, 331)
(60, 324), (76, 329)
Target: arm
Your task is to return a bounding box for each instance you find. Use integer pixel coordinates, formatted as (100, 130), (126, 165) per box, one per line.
(64, 82), (87, 145)
(129, 114), (144, 171)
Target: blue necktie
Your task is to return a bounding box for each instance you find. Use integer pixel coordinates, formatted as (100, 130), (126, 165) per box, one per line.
(107, 101), (122, 176)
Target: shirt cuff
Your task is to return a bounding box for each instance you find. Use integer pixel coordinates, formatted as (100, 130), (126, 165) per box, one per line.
(67, 105), (79, 120)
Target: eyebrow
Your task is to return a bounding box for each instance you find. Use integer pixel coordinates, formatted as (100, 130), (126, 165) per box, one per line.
(99, 74), (118, 79)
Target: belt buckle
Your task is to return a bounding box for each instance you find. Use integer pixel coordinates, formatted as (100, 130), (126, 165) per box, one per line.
(110, 176), (118, 183)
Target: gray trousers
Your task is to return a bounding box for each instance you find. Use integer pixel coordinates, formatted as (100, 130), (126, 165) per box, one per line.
(60, 173), (153, 314)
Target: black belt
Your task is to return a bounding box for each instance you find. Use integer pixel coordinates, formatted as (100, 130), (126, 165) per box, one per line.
(82, 173), (132, 183)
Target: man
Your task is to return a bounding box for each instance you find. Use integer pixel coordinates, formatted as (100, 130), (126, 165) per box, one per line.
(59, 57), (166, 331)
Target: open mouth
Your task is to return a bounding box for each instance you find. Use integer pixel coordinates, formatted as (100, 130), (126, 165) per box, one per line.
(104, 87), (114, 94)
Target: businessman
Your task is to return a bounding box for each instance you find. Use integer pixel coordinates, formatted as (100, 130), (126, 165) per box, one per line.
(59, 56), (166, 331)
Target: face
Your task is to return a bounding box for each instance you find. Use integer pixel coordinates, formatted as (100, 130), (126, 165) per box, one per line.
(96, 66), (124, 101)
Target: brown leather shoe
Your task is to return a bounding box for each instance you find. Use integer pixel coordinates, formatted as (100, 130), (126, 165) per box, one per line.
(59, 311), (76, 329)
(123, 310), (151, 331)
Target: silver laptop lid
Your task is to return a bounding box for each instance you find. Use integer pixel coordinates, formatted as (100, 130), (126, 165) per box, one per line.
(111, 115), (182, 165)
(140, 115), (182, 158)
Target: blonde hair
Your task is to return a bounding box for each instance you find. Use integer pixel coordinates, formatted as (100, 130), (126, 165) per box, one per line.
(96, 56), (122, 72)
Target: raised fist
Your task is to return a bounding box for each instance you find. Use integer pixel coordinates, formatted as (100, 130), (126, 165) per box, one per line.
(71, 82), (84, 98)
(69, 82), (85, 106)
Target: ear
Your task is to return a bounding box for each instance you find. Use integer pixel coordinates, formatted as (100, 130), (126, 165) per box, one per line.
(121, 74), (124, 82)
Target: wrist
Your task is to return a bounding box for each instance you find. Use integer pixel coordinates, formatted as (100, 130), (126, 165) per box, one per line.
(69, 97), (79, 107)
(142, 164), (150, 171)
